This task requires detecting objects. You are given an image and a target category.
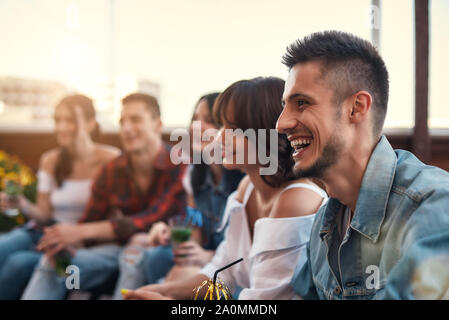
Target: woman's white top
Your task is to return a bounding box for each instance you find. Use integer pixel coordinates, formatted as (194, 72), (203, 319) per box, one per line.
(200, 181), (328, 300)
(37, 170), (92, 224)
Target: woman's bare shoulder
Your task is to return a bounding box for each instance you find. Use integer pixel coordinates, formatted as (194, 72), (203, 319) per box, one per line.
(270, 179), (325, 219)
(39, 148), (60, 173)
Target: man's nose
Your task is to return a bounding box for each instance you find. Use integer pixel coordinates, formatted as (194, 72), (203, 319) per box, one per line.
(120, 119), (132, 132)
(276, 107), (297, 134)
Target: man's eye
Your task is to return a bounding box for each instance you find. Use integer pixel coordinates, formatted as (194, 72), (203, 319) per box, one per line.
(297, 100), (308, 108)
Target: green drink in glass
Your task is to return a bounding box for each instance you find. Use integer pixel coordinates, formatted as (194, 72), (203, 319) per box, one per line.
(171, 227), (192, 244)
(1, 180), (27, 230)
(54, 250), (72, 277)
(4, 180), (22, 217)
(169, 215), (193, 263)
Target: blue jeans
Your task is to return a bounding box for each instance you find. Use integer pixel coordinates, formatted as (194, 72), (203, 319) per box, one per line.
(0, 227), (43, 299)
(112, 245), (173, 300)
(22, 243), (122, 300)
(143, 245), (174, 284)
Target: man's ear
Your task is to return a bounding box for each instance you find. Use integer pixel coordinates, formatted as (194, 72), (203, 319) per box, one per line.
(349, 91), (372, 124)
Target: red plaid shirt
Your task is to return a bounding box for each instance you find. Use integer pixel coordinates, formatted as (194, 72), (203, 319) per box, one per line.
(79, 143), (187, 244)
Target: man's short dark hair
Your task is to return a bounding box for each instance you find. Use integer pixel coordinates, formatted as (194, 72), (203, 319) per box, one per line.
(122, 93), (161, 118)
(282, 30), (389, 136)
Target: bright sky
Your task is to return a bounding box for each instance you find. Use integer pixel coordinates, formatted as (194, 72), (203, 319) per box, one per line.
(0, 0), (448, 129)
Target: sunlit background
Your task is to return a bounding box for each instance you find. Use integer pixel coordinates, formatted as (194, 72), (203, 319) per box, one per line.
(0, 0), (448, 131)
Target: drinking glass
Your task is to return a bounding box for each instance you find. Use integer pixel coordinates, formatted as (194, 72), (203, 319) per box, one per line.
(169, 215), (193, 248)
(169, 215), (194, 265)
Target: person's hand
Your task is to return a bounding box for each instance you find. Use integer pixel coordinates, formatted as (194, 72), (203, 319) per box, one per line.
(173, 240), (214, 267)
(0, 191), (20, 212)
(73, 106), (95, 158)
(146, 221), (171, 247)
(37, 224), (83, 257)
(0, 191), (12, 212)
(122, 288), (173, 300)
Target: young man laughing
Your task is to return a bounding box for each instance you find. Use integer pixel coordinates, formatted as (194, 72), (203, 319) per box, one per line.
(277, 31), (449, 300)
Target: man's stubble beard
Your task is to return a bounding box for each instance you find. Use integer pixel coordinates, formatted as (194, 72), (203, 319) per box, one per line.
(293, 124), (344, 180)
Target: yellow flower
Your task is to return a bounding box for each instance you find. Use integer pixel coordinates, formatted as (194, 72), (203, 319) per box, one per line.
(20, 172), (34, 186)
(0, 149), (36, 194)
(4, 172), (19, 182)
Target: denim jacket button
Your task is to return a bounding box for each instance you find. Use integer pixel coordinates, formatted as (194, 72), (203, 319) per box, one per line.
(334, 287), (341, 295)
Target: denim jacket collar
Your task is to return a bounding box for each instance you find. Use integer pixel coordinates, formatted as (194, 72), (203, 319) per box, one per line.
(319, 136), (397, 243)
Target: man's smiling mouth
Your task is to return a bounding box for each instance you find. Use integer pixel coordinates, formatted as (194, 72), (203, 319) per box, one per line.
(288, 136), (314, 159)
(291, 137), (312, 151)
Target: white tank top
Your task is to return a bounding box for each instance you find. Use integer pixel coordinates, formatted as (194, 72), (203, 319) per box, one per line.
(37, 170), (92, 224)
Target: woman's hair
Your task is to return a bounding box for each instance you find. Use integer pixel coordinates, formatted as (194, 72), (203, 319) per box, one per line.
(54, 94), (100, 187)
(213, 77), (296, 187)
(190, 92), (220, 195)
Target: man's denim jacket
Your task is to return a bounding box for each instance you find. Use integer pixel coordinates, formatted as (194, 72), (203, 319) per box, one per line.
(291, 136), (449, 299)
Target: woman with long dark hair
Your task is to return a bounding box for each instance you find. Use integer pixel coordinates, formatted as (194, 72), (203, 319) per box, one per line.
(123, 77), (328, 300)
(0, 94), (120, 299)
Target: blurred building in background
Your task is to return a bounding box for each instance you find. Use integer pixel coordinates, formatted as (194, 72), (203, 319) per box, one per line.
(0, 75), (160, 132)
(0, 76), (67, 130)
(0, 76), (67, 109)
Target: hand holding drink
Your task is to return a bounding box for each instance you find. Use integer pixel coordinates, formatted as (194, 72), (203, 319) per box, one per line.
(170, 208), (203, 265)
(172, 240), (215, 266)
(2, 180), (22, 217)
(169, 215), (193, 250)
(0, 150), (36, 231)
(0, 180), (27, 229)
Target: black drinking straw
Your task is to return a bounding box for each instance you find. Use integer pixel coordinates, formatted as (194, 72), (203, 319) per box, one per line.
(213, 258), (244, 290)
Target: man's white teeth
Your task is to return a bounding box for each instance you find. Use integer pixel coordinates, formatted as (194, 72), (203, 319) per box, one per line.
(291, 138), (312, 148)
